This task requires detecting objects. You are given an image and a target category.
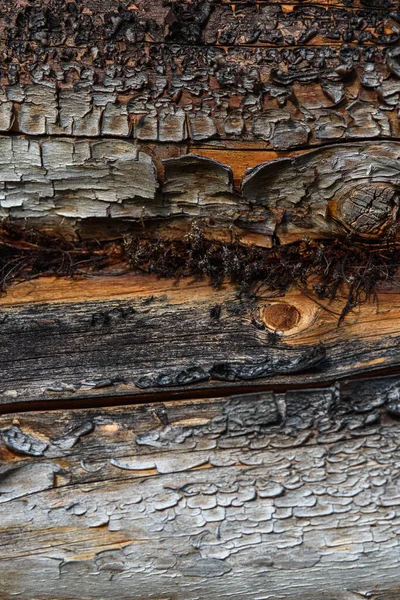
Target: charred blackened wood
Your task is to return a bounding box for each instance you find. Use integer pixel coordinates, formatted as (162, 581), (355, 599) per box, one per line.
(1, 278), (400, 406)
(1, 1), (400, 599)
(0, 1), (399, 150)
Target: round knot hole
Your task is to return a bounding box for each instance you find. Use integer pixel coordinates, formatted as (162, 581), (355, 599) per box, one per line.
(262, 302), (301, 332)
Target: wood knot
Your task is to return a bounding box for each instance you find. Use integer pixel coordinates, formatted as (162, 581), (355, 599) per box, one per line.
(262, 302), (300, 332)
(336, 184), (399, 237)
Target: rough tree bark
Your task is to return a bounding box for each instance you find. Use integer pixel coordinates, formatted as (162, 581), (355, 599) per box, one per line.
(0, 1), (400, 599)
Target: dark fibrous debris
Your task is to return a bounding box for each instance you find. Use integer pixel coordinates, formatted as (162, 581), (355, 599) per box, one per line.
(0, 220), (123, 293)
(1, 220), (400, 323)
(124, 226), (400, 323)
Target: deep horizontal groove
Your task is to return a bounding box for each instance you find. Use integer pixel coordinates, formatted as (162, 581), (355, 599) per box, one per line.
(2, 363), (400, 416)
(0, 130), (146, 144)
(193, 136), (400, 152)
(2, 131), (400, 154)
(3, 40), (396, 50)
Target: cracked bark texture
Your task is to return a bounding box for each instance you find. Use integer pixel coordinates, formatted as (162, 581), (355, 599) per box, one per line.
(4, 139), (400, 245)
(1, 0), (400, 242)
(0, 379), (399, 600)
(1, 1), (400, 598)
(0, 0), (399, 153)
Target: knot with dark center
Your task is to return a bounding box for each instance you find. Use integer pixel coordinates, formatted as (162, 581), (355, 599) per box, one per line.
(336, 184), (399, 237)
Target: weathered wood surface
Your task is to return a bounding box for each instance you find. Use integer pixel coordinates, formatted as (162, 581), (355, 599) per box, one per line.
(3, 138), (400, 246)
(1, 0), (400, 597)
(1, 275), (400, 407)
(0, 0), (399, 154)
(0, 378), (399, 599)
(1, 0), (400, 243)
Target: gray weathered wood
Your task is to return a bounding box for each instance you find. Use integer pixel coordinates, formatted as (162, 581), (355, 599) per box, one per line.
(0, 377), (399, 599)
(4, 139), (400, 247)
(1, 2), (400, 598)
(242, 142), (400, 243)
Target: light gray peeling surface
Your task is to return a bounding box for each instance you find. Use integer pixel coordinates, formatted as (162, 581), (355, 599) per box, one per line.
(0, 137), (158, 224)
(0, 384), (399, 599)
(4, 138), (400, 245)
(0, 136), (250, 240)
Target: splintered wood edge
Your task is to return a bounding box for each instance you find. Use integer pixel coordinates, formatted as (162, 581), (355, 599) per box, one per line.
(190, 148), (307, 184)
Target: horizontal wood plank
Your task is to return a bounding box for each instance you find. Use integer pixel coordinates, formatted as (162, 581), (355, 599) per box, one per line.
(1, 0), (397, 51)
(3, 138), (400, 246)
(0, 377), (399, 599)
(1, 1), (399, 598)
(1, 274), (400, 407)
(0, 0), (398, 149)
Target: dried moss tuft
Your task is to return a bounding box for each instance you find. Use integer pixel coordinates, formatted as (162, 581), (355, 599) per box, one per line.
(0, 220), (123, 292)
(124, 226), (400, 323)
(1, 220), (400, 323)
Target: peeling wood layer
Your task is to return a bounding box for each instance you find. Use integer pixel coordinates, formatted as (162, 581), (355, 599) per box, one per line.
(0, 137), (159, 229)
(3, 138), (400, 245)
(1, 2), (400, 597)
(0, 55), (399, 149)
(0, 0), (399, 149)
(1, 278), (400, 406)
(0, 378), (399, 599)
(3, 0), (400, 51)
(242, 141), (400, 243)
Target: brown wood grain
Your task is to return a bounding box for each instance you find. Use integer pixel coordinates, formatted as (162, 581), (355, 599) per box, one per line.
(0, 1), (400, 596)
(0, 274), (400, 408)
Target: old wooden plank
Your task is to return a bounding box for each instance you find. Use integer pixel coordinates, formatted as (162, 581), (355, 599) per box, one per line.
(0, 60), (397, 148)
(0, 2), (398, 598)
(0, 377), (399, 599)
(3, 138), (400, 246)
(0, 136), (248, 243)
(1, 0), (397, 50)
(242, 141), (400, 243)
(1, 275), (400, 407)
